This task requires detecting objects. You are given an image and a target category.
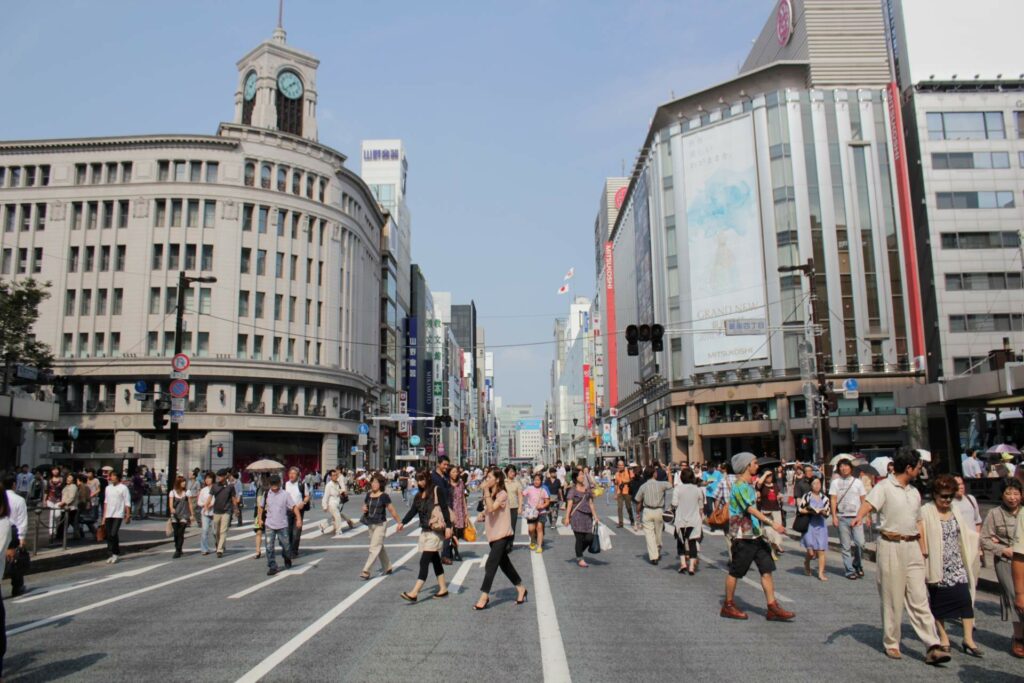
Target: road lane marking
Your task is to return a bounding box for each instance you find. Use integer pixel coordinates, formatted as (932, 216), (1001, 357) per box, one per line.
(384, 522), (401, 537)
(7, 554), (252, 637)
(530, 549), (572, 683)
(407, 527), (422, 537)
(228, 559), (322, 599)
(235, 547), (418, 683)
(13, 562), (171, 604)
(556, 526), (573, 536)
(339, 524), (369, 539)
(698, 553), (793, 603)
(449, 556), (487, 593)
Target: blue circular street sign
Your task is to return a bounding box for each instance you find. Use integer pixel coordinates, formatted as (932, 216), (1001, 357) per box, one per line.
(410, 435), (421, 447)
(134, 380), (148, 394)
(168, 379), (190, 398)
(67, 426), (79, 440)
(843, 378), (859, 392)
(358, 423), (370, 435)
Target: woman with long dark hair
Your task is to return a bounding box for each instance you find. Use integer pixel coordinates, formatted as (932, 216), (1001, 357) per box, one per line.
(168, 475), (194, 558)
(449, 466), (468, 561)
(564, 469), (601, 568)
(474, 468), (527, 610)
(399, 470), (451, 602)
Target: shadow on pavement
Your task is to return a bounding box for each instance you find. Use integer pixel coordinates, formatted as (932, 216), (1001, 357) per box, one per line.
(7, 650), (106, 681)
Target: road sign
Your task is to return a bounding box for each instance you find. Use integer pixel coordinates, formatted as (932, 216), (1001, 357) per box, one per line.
(358, 423), (370, 435)
(134, 380), (148, 394)
(410, 435), (421, 447)
(398, 421), (409, 437)
(351, 446), (358, 455)
(843, 377), (859, 400)
(134, 393), (147, 402)
(437, 444), (445, 456)
(725, 318), (767, 336)
(170, 371), (189, 380)
(169, 410), (185, 424)
(67, 426), (79, 440)
(168, 379), (189, 399)
(171, 353), (191, 372)
(170, 398), (186, 411)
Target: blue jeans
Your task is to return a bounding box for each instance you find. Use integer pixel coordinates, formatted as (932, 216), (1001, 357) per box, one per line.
(265, 527), (291, 569)
(200, 515), (213, 553)
(838, 516), (864, 575)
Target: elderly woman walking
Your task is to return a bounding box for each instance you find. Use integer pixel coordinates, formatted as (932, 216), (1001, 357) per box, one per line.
(921, 474), (982, 657)
(982, 479), (1024, 657)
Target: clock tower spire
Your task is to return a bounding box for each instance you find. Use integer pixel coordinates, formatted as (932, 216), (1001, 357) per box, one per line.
(233, 5), (319, 141)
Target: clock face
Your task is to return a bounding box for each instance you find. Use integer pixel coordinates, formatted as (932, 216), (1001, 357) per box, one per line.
(277, 71), (303, 100)
(776, 0), (793, 46)
(243, 72), (257, 101)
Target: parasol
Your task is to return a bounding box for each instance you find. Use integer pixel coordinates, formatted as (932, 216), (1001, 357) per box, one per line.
(245, 459), (285, 472)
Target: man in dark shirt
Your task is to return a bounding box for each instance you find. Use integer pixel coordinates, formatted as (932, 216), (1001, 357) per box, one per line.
(431, 457), (454, 563)
(209, 469), (238, 558)
(545, 469), (562, 529)
(793, 464), (814, 503)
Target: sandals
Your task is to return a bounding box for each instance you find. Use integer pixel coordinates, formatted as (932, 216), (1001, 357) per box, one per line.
(359, 572), (371, 580)
(432, 591), (450, 599)
(516, 589), (528, 605)
(400, 592), (417, 603)
(473, 597), (490, 610)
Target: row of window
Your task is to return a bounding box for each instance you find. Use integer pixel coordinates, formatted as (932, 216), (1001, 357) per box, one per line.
(0, 165), (50, 189)
(70, 200), (129, 230)
(237, 334), (321, 364)
(64, 288), (126, 317)
(239, 247), (324, 284)
(2, 203), (46, 232)
(945, 272), (1022, 291)
(926, 111), (1007, 141)
(153, 198), (217, 229)
(156, 160), (219, 184)
(949, 313), (1024, 333)
(953, 356), (992, 376)
(74, 162), (133, 186)
(148, 286), (212, 316)
(940, 231), (1021, 249)
(60, 332), (122, 358)
(150, 243), (214, 271)
(931, 151), (1011, 170)
(936, 190), (1015, 209)
(67, 245), (127, 273)
(0, 247), (42, 275)
(243, 159), (327, 203)
(238, 290), (322, 326)
(240, 204), (327, 245)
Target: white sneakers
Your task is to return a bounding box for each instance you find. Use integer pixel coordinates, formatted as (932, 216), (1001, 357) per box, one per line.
(106, 555), (119, 564)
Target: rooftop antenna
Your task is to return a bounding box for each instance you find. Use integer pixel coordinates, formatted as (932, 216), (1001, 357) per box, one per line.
(273, 0), (286, 43)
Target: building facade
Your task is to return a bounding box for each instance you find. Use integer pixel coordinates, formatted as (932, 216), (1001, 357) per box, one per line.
(0, 26), (386, 474)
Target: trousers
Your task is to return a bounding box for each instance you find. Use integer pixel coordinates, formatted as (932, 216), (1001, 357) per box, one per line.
(876, 538), (940, 651)
(105, 518), (122, 556)
(617, 493), (635, 525)
(288, 510), (304, 555)
(362, 522), (390, 573)
(213, 513), (231, 553)
(480, 537), (521, 593)
(838, 517), (865, 575)
(642, 508), (664, 560)
(200, 515), (213, 553)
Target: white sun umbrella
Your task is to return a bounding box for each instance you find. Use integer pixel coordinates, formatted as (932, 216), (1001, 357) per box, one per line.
(829, 453), (855, 467)
(870, 456), (893, 477)
(916, 448), (932, 463)
(245, 459), (285, 473)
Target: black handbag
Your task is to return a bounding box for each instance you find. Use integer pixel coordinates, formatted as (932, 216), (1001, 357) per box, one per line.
(589, 522), (601, 554)
(792, 512), (811, 534)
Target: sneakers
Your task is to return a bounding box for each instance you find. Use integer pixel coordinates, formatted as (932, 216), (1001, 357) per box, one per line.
(110, 555), (120, 564)
(535, 546), (543, 554)
(267, 567), (278, 576)
(284, 556), (293, 569)
(766, 602), (795, 621)
(720, 601), (748, 620)
(529, 542), (536, 550)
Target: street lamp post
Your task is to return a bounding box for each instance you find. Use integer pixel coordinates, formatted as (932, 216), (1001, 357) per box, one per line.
(778, 258), (831, 465)
(168, 271), (217, 486)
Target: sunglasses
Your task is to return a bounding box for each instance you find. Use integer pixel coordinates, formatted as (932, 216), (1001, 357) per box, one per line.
(935, 493), (955, 500)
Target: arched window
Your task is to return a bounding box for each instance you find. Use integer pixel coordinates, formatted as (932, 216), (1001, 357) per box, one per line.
(277, 166), (288, 192)
(244, 162), (255, 187)
(260, 163), (272, 189)
(292, 170), (301, 195)
(275, 71), (303, 136)
(318, 179), (327, 203)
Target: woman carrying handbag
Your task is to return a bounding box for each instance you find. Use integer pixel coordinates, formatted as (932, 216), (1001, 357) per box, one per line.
(399, 471), (452, 602)
(797, 477), (831, 580)
(167, 475), (194, 559)
(565, 470), (601, 568)
(473, 468), (527, 610)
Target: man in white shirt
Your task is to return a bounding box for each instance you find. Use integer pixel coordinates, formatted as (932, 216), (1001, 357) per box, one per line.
(4, 475), (29, 596)
(284, 467), (308, 557)
(15, 466), (33, 498)
(962, 450), (984, 478)
(829, 457), (868, 580)
(102, 471), (132, 563)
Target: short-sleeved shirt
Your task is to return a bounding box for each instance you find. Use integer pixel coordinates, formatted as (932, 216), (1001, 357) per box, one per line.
(197, 486), (214, 517)
(1012, 511), (1024, 556)
(264, 489), (292, 530)
(209, 483), (236, 514)
(636, 479), (673, 508)
(484, 490), (512, 540)
(953, 495), (982, 528)
(728, 481), (761, 539)
(829, 476), (867, 518)
(865, 475), (921, 536)
(703, 471), (723, 497)
(614, 470), (633, 494)
(363, 493), (392, 525)
(505, 478), (523, 509)
(522, 485), (550, 519)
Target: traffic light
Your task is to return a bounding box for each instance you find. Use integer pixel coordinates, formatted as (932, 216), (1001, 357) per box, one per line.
(650, 324), (665, 352)
(800, 436), (810, 448)
(216, 445), (224, 458)
(638, 324), (652, 342)
(625, 325), (639, 356)
(153, 405), (169, 431)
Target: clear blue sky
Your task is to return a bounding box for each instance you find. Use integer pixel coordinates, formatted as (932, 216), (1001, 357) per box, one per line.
(0, 0), (766, 410)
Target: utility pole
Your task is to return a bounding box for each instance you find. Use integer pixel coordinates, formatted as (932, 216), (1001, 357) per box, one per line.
(167, 271), (216, 484)
(779, 258), (832, 464)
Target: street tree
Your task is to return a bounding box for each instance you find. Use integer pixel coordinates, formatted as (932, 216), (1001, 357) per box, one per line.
(0, 278), (54, 373)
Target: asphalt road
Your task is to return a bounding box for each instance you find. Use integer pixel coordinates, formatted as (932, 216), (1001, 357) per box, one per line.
(4, 490), (1022, 682)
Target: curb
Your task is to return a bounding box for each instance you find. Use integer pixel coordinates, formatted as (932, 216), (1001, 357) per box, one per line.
(26, 537), (176, 574)
(782, 528), (1002, 595)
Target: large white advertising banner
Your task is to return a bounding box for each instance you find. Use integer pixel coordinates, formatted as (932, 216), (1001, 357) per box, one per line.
(683, 116), (768, 367)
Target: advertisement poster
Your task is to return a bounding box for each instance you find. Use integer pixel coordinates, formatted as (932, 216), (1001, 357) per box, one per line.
(633, 168), (656, 377)
(683, 116), (768, 367)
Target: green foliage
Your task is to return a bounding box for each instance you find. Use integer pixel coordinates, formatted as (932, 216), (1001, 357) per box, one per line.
(0, 278), (54, 371)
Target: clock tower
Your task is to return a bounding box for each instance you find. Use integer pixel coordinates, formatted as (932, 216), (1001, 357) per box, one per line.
(234, 20), (319, 141)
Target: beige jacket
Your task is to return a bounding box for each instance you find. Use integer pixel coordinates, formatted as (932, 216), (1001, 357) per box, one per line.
(921, 502), (979, 600)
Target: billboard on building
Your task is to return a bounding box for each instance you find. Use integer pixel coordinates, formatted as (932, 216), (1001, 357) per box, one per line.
(683, 116), (768, 367)
(633, 169), (656, 378)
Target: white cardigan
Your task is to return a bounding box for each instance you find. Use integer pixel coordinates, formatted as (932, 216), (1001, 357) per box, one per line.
(920, 502), (979, 600)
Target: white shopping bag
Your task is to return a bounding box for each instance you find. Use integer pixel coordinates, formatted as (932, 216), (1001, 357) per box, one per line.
(597, 522), (613, 551)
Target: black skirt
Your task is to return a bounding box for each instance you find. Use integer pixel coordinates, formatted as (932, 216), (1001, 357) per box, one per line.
(927, 581), (974, 620)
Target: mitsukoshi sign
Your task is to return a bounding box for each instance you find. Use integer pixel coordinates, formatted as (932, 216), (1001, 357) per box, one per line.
(683, 116), (768, 367)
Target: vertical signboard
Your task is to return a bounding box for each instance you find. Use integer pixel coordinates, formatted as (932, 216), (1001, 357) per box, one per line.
(633, 168), (656, 377)
(583, 364), (592, 429)
(424, 359), (434, 416)
(603, 242), (619, 406)
(683, 116), (768, 367)
(886, 81), (926, 369)
(406, 317), (418, 420)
